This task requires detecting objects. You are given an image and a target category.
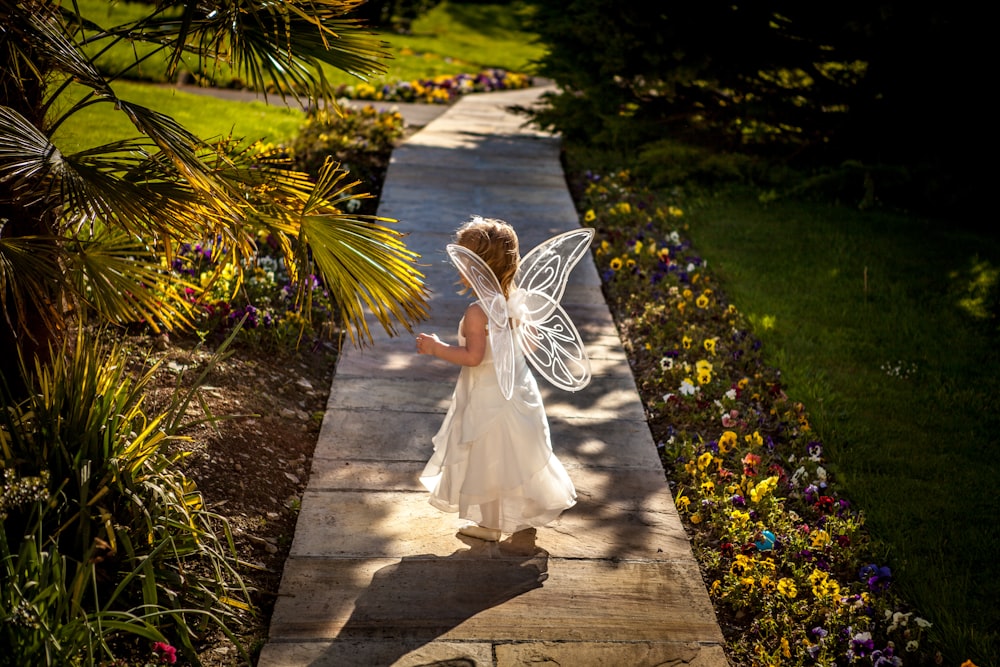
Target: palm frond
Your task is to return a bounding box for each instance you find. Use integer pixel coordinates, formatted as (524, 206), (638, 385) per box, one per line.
(24, 9), (111, 96)
(124, 0), (389, 102)
(62, 231), (198, 332)
(296, 160), (428, 344)
(0, 105), (233, 243)
(0, 233), (68, 334)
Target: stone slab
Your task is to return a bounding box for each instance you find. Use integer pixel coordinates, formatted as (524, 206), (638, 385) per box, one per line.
(268, 555), (722, 644)
(496, 641), (730, 667)
(311, 408), (439, 462)
(325, 375), (645, 421)
(259, 640), (729, 667)
(288, 466), (688, 560)
(257, 640), (494, 667)
(312, 409), (660, 470)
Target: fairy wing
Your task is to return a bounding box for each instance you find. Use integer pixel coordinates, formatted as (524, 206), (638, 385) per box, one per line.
(513, 228), (595, 392)
(445, 243), (516, 400)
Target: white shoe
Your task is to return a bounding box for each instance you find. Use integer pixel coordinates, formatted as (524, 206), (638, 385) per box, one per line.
(459, 525), (502, 541)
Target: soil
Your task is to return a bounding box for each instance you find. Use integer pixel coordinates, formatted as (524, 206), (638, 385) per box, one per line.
(132, 331), (340, 666)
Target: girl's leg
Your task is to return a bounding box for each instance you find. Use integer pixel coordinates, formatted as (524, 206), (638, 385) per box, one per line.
(479, 499), (500, 530)
(459, 499), (501, 541)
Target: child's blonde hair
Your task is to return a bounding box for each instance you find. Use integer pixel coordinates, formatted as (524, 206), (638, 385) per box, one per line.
(454, 216), (520, 297)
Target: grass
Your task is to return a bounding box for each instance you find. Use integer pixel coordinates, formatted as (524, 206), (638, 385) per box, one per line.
(679, 188), (1000, 663)
(51, 81), (305, 153)
(76, 0), (545, 89)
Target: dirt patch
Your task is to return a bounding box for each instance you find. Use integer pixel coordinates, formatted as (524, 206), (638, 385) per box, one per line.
(131, 331), (339, 665)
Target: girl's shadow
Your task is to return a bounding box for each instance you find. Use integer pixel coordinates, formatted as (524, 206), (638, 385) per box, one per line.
(311, 529), (548, 667)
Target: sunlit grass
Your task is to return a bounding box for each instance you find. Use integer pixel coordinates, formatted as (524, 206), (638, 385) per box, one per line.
(51, 81), (305, 153)
(681, 191), (1000, 663)
(74, 0), (544, 89)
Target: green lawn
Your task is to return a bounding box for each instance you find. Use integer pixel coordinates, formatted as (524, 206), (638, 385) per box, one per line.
(51, 81), (306, 153)
(77, 0), (544, 88)
(683, 192), (1000, 662)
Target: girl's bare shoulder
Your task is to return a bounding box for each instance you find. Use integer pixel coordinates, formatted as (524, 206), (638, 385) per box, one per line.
(464, 301), (487, 321)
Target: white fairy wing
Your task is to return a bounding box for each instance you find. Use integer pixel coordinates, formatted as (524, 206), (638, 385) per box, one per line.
(513, 228), (595, 392)
(446, 243), (516, 400)
(516, 228), (596, 321)
(517, 295), (591, 392)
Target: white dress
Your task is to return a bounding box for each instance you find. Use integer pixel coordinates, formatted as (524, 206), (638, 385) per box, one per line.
(419, 310), (577, 534)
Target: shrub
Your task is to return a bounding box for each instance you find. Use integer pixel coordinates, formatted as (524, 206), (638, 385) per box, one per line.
(1, 329), (251, 665)
(286, 103), (406, 208)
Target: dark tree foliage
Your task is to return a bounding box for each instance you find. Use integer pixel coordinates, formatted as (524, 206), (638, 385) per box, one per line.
(529, 0), (987, 206)
(350, 0), (443, 30)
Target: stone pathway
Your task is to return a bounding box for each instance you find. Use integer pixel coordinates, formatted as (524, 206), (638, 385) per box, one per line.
(257, 87), (728, 667)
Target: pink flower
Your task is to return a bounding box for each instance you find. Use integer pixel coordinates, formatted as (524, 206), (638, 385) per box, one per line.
(152, 642), (177, 665)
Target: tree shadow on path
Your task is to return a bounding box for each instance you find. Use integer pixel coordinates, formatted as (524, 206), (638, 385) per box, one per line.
(309, 529), (548, 667)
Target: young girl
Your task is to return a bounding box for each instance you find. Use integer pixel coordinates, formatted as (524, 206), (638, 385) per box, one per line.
(415, 217), (578, 542)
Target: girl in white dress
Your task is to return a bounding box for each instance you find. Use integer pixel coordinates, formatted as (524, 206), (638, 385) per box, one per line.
(415, 217), (581, 542)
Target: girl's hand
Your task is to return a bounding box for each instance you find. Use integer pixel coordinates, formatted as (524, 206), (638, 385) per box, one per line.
(415, 333), (441, 355)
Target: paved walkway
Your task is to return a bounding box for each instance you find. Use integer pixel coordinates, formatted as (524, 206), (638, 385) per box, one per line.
(257, 87), (728, 667)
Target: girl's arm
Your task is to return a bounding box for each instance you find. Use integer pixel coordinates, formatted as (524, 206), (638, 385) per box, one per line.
(416, 303), (487, 366)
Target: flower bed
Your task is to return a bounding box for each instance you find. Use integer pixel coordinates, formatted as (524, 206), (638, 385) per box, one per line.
(334, 68), (532, 104)
(577, 170), (945, 666)
(162, 104), (406, 348)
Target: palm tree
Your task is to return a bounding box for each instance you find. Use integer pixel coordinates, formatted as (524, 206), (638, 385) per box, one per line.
(0, 0), (428, 386)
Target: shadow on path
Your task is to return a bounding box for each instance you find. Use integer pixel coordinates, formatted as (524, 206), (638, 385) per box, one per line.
(308, 530), (548, 667)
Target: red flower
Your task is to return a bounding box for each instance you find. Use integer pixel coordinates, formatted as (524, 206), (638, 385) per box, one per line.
(814, 495), (835, 513)
(152, 642), (177, 665)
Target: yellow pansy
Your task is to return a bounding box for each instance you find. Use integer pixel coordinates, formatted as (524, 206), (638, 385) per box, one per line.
(718, 431), (738, 453)
(810, 530), (831, 548)
(777, 578), (798, 599)
(682, 335), (693, 349)
(585, 209), (596, 222)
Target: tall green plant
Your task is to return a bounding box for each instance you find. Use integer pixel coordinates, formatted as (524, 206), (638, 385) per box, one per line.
(1, 327), (254, 664)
